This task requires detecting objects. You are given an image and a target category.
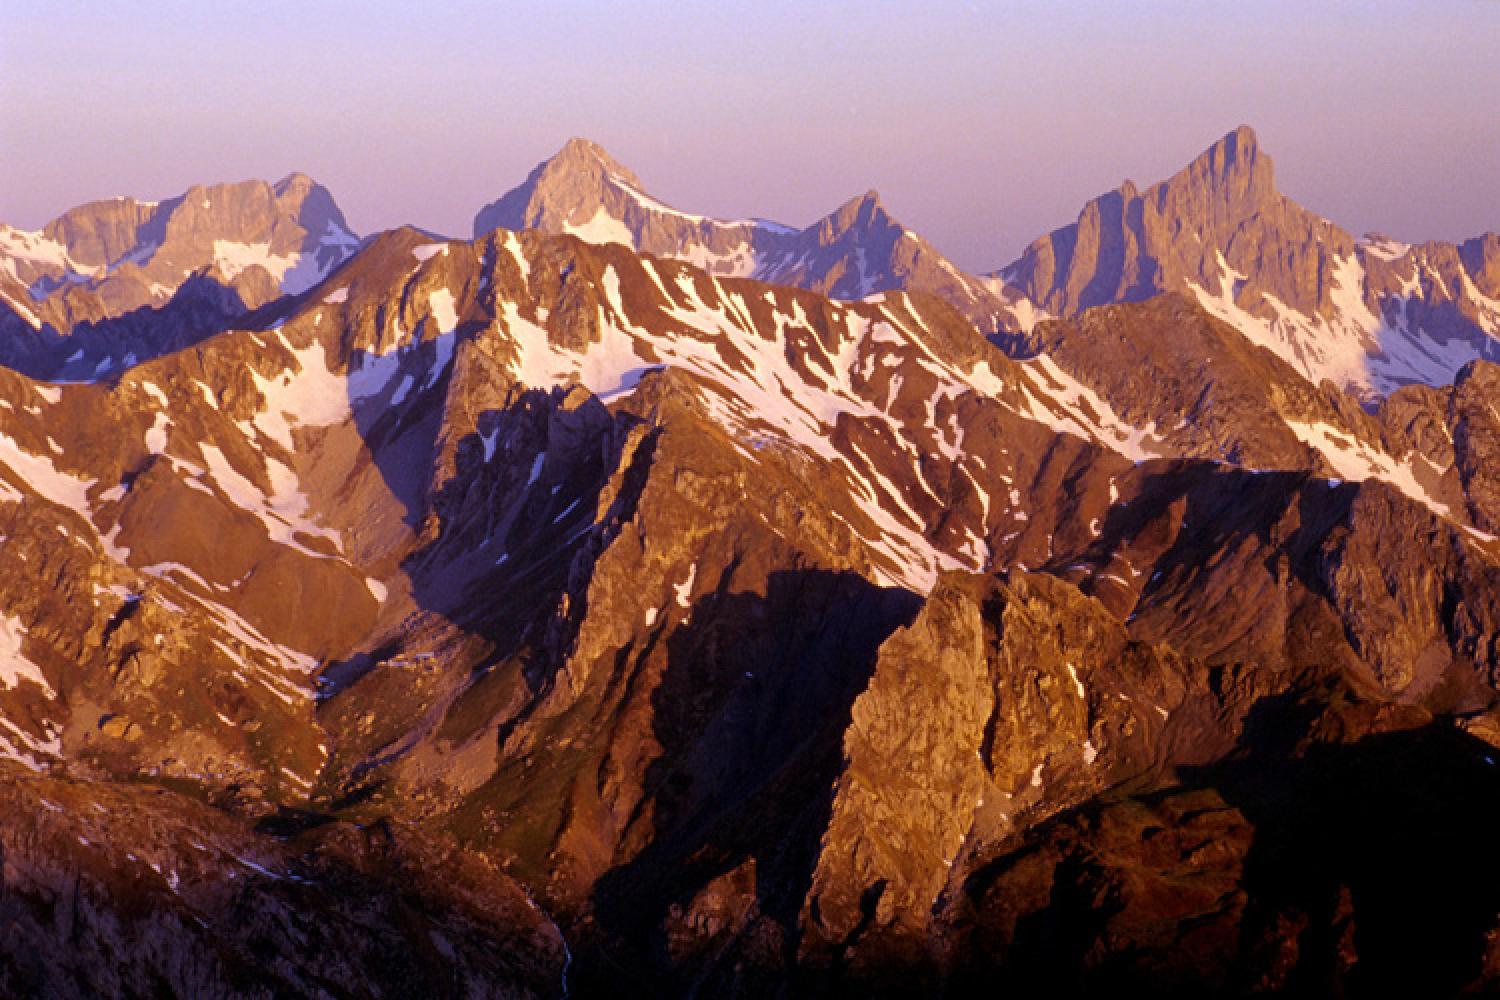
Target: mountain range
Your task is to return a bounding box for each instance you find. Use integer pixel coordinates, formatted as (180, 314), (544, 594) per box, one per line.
(1, 126), (1498, 997)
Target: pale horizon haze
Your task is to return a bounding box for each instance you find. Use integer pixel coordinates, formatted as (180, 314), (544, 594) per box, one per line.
(3, 0), (1497, 270)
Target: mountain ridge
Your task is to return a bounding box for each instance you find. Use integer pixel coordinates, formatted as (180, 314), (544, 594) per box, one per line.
(992, 125), (1500, 398)
(472, 137), (1040, 336)
(1, 128), (1500, 996)
(0, 172), (361, 378)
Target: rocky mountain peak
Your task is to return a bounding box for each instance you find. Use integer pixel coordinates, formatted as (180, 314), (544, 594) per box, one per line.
(551, 137), (644, 188)
(986, 124), (1500, 397)
(158, 175), (352, 254)
(37, 197), (159, 270)
(994, 125), (1290, 319)
(1161, 123), (1276, 219)
(473, 137), (653, 237)
(0, 174), (361, 377)
(274, 173), (353, 250)
(816, 189), (895, 242)
(464, 142), (1043, 335)
(271, 169), (320, 197)
(1210, 123), (1261, 170)
(832, 189), (888, 226)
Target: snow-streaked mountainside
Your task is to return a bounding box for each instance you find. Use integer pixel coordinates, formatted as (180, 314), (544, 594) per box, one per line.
(2, 129), (1500, 996)
(472, 130), (1500, 408)
(992, 126), (1500, 400)
(474, 137), (1040, 336)
(0, 173), (360, 379)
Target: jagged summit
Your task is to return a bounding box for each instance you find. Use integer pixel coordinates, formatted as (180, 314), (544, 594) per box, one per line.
(1205, 123), (1261, 168)
(1167, 123), (1276, 218)
(472, 137), (660, 239)
(1101, 126), (1266, 217)
(991, 124), (1500, 397)
(0, 173), (361, 378)
(551, 136), (645, 187)
(824, 189), (890, 230)
(3, 174), (357, 318)
(996, 124), (1290, 313)
(470, 146), (1038, 332)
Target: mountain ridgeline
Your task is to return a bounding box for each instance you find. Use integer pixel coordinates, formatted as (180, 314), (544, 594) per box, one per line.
(0, 127), (1497, 997)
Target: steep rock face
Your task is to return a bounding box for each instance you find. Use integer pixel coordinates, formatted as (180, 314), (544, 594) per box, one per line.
(994, 126), (1500, 398)
(1000, 126), (1317, 316)
(797, 572), (1223, 987)
(1037, 460), (1500, 706)
(1452, 361), (1500, 532)
(784, 547), (1497, 995)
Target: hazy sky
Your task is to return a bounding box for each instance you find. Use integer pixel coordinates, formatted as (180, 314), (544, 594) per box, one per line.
(4, 1), (1497, 269)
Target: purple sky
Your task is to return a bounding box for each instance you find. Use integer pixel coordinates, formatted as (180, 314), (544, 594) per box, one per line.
(4, 1), (1497, 270)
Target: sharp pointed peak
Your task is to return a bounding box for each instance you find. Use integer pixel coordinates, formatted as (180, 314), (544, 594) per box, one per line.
(554, 136), (611, 163)
(474, 138), (651, 238)
(1194, 124), (1264, 170)
(540, 136), (643, 189)
(558, 136), (609, 156)
(1220, 123), (1259, 145)
(830, 188), (890, 219)
(1154, 123), (1276, 206)
(807, 188), (902, 247)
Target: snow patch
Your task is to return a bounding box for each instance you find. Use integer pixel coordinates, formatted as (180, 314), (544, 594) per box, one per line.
(198, 443), (342, 558)
(0, 614), (52, 696)
(673, 564), (698, 607)
(1284, 419), (1450, 517)
(1019, 355), (1160, 462)
(0, 431), (96, 512)
(428, 288), (459, 333)
(144, 412), (170, 454)
(212, 240), (326, 295)
(563, 207), (634, 247)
